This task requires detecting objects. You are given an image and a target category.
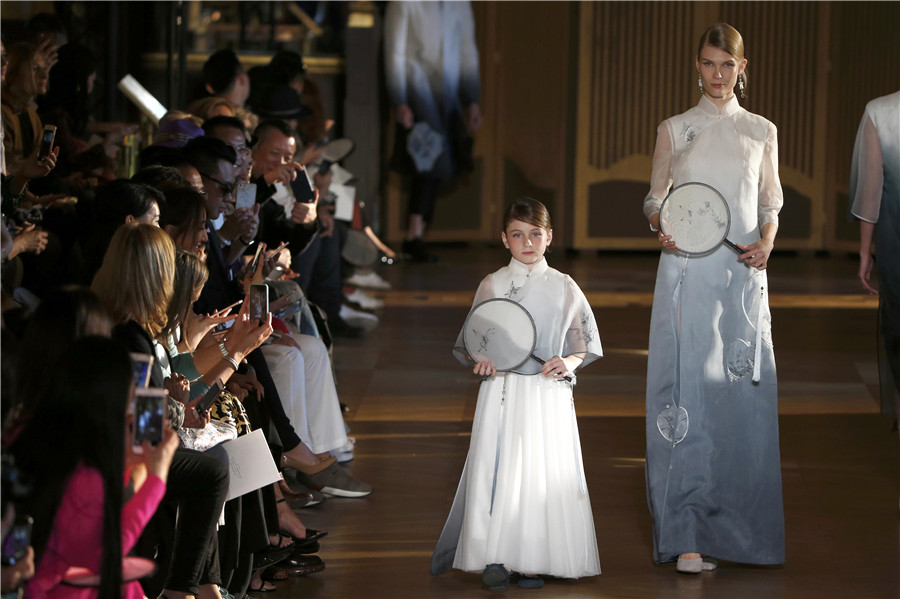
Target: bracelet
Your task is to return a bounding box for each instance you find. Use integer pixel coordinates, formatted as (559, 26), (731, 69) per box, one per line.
(218, 340), (229, 357)
(223, 355), (239, 371)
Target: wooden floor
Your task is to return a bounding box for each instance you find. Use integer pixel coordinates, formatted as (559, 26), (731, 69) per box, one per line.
(269, 246), (898, 599)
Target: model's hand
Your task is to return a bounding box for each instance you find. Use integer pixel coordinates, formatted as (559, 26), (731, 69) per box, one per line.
(473, 360), (497, 377)
(397, 104), (414, 129)
(859, 252), (878, 295)
(541, 356), (571, 380)
(737, 238), (774, 270)
(650, 213), (677, 251)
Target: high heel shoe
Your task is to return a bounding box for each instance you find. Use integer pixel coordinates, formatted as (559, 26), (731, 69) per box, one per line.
(280, 453), (337, 474)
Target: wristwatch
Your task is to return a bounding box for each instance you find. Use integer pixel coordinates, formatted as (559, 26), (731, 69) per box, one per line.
(218, 339), (229, 357)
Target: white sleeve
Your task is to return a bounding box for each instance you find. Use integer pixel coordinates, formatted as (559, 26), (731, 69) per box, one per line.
(643, 122), (674, 228)
(458, 1), (481, 106)
(849, 111), (884, 224)
(757, 123), (784, 229)
(383, 2), (410, 107)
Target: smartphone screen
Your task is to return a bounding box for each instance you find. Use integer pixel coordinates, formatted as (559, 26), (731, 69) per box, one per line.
(290, 168), (316, 203)
(1, 516), (33, 566)
(235, 183), (257, 210)
(249, 284), (269, 323)
(39, 126), (56, 159)
(130, 353), (154, 389)
(133, 388), (166, 451)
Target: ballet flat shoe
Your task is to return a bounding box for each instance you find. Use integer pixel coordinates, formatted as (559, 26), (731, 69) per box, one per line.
(676, 556), (702, 574)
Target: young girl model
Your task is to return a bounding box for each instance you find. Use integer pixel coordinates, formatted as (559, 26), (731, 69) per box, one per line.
(431, 197), (602, 590)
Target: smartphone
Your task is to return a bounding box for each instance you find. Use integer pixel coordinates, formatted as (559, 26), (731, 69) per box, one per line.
(39, 125), (57, 159)
(235, 182), (257, 210)
(195, 380), (223, 415)
(246, 241), (266, 279)
(132, 388), (166, 453)
(130, 353), (154, 389)
(269, 241), (289, 262)
(249, 283), (269, 324)
(290, 168), (316, 203)
(1, 515), (33, 566)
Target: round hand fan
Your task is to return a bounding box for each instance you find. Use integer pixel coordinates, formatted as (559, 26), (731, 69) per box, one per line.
(462, 298), (571, 381)
(658, 182), (741, 255)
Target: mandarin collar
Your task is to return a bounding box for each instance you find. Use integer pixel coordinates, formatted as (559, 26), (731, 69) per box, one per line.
(508, 256), (548, 276)
(698, 94), (741, 117)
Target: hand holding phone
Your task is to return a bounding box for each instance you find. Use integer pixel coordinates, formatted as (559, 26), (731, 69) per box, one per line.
(195, 380), (223, 415)
(131, 388), (166, 454)
(249, 284), (269, 324)
(290, 167), (317, 203)
(1, 515), (33, 566)
(39, 125), (57, 160)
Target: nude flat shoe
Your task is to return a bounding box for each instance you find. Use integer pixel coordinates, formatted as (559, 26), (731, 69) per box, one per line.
(676, 556), (702, 574)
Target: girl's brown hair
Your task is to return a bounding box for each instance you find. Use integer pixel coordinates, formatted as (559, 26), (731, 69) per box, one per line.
(502, 197), (552, 233)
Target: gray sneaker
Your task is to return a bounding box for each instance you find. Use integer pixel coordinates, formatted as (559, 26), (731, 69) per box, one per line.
(297, 462), (373, 498)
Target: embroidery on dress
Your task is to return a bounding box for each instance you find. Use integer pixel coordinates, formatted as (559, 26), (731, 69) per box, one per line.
(657, 403), (689, 444)
(580, 311), (596, 345)
(680, 121), (697, 145)
(504, 281), (522, 298)
(726, 338), (755, 381)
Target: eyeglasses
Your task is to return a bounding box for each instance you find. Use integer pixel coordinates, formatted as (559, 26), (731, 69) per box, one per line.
(199, 172), (237, 198)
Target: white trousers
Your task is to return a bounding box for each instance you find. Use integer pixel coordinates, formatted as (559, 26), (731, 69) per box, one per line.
(261, 333), (348, 454)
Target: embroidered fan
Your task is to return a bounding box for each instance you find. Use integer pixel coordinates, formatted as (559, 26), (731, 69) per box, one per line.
(659, 182), (741, 255)
(463, 298), (571, 381)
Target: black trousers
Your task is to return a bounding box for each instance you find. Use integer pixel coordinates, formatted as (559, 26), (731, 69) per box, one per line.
(135, 447), (229, 596)
(295, 231), (344, 325)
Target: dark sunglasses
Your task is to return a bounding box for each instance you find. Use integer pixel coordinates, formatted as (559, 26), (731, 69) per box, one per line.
(199, 172), (237, 197)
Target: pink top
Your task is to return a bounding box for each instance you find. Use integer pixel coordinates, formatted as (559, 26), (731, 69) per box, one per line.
(24, 464), (166, 599)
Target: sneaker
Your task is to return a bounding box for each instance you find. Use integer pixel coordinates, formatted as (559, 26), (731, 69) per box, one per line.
(296, 462), (373, 498)
(344, 288), (384, 310)
(330, 437), (356, 463)
(345, 271), (392, 291)
(340, 304), (379, 331)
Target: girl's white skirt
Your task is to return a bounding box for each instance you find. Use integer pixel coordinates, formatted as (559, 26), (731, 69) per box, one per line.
(452, 373), (600, 578)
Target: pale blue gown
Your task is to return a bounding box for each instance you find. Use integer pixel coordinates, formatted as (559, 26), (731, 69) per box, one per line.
(643, 95), (786, 565)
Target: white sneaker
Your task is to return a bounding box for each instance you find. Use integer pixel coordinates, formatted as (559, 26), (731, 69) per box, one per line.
(345, 271), (391, 291)
(340, 304), (379, 331)
(330, 438), (356, 463)
(345, 288), (384, 309)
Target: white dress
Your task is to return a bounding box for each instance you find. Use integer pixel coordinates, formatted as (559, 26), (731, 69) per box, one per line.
(431, 257), (603, 579)
(643, 95), (785, 565)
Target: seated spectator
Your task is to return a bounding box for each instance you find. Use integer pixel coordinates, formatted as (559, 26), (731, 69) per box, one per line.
(39, 43), (132, 190)
(1, 42), (49, 173)
(11, 336), (179, 599)
(91, 223), (233, 599)
(80, 179), (163, 283)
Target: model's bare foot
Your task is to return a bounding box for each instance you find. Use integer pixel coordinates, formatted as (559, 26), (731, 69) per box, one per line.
(680, 552), (701, 559)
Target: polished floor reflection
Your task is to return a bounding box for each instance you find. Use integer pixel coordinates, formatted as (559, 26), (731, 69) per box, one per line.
(268, 246), (898, 599)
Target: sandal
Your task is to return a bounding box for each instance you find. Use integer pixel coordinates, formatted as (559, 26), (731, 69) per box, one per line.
(247, 579), (277, 593)
(260, 566), (291, 582)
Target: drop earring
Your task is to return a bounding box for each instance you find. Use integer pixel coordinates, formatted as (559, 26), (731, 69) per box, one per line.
(698, 74), (704, 95)
(738, 75), (745, 99)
